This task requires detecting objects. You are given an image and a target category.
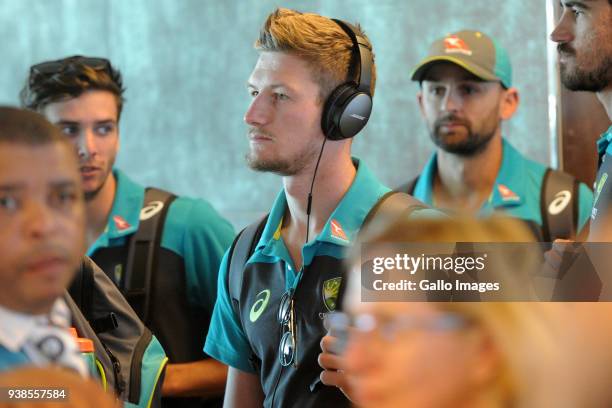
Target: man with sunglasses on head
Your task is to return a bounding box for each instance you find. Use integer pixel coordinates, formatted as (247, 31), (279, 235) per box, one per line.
(21, 56), (235, 408)
(398, 30), (593, 241)
(202, 8), (430, 408)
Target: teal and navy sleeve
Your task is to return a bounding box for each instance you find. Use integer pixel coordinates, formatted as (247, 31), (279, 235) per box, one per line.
(204, 251), (256, 373)
(162, 197), (235, 314)
(577, 182), (594, 233)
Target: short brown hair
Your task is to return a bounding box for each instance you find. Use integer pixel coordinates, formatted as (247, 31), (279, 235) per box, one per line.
(0, 106), (71, 148)
(255, 8), (377, 101)
(20, 56), (125, 120)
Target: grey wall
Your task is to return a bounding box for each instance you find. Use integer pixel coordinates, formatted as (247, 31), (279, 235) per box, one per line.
(0, 0), (549, 229)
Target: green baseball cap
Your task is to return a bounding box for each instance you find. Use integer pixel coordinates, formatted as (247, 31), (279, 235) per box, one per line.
(411, 30), (512, 88)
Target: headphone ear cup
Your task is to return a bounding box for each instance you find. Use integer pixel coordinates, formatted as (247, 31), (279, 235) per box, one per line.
(339, 90), (372, 139)
(322, 83), (372, 141)
(321, 84), (358, 140)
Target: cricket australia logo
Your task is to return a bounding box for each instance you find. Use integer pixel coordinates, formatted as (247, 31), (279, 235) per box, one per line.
(322, 277), (343, 312)
(249, 289), (271, 323)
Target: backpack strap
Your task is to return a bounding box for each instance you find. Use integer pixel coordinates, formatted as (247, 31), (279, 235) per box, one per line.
(362, 190), (429, 232)
(334, 191), (430, 309)
(541, 168), (578, 241)
(68, 259), (88, 315)
(395, 175), (420, 195)
(124, 187), (177, 324)
(69, 258), (118, 334)
(227, 215), (269, 317)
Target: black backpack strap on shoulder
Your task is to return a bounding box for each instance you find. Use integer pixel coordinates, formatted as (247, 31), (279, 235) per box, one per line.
(336, 192), (430, 309)
(361, 191), (429, 233)
(541, 168), (578, 241)
(227, 215), (269, 317)
(394, 175), (420, 195)
(124, 187), (177, 324)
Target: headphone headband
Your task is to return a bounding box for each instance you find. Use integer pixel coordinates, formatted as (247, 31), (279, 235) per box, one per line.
(331, 19), (372, 94)
(321, 18), (374, 140)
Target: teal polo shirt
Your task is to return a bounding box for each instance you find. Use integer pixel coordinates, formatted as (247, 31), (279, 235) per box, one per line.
(413, 139), (593, 232)
(248, 160), (391, 279)
(87, 169), (235, 312)
(204, 159), (389, 407)
(205, 158), (389, 370)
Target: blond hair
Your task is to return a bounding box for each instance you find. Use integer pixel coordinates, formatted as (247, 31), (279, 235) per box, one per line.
(346, 216), (568, 407)
(356, 214), (536, 244)
(256, 8), (376, 101)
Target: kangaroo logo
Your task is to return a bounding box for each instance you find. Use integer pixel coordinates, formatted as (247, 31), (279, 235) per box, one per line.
(249, 289), (271, 323)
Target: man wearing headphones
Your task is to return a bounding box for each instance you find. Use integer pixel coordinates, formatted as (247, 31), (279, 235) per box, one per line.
(204, 8), (392, 408)
(399, 30), (593, 241)
(551, 0), (612, 238)
(20, 56), (235, 407)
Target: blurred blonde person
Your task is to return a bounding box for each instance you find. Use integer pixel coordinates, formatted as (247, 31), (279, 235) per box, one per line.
(320, 217), (572, 407)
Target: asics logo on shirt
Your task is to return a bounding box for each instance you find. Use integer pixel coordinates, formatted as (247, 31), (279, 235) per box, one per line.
(249, 289), (271, 323)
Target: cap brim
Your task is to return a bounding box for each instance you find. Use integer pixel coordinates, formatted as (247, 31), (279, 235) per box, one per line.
(411, 56), (500, 84)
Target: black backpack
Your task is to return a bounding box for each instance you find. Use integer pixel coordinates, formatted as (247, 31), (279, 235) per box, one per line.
(67, 257), (167, 408)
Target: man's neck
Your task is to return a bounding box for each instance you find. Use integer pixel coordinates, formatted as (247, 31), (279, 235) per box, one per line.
(0, 300), (53, 316)
(596, 85), (612, 122)
(281, 146), (356, 269)
(434, 133), (503, 214)
(85, 173), (117, 247)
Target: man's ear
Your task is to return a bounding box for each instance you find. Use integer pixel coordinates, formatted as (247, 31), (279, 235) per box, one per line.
(417, 90), (426, 119)
(500, 87), (519, 121)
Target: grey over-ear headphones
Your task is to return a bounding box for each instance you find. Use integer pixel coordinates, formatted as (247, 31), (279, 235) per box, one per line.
(321, 19), (373, 140)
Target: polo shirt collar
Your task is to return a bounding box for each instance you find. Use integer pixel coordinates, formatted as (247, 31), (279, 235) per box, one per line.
(489, 139), (525, 208)
(413, 139), (525, 210)
(254, 158), (389, 255)
(317, 159), (388, 246)
(87, 169), (143, 255)
(0, 299), (70, 353)
(597, 125), (612, 158)
(413, 154), (437, 205)
(253, 190), (288, 259)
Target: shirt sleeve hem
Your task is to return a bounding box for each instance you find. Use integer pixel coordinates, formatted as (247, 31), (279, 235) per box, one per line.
(204, 340), (257, 374)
